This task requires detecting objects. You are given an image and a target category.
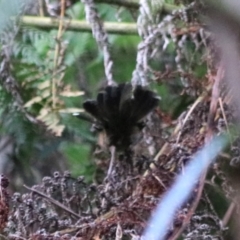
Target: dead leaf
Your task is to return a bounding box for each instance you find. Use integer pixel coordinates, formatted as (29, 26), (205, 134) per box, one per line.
(24, 96), (42, 107)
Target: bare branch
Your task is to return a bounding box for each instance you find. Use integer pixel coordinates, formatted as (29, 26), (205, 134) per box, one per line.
(20, 16), (138, 34)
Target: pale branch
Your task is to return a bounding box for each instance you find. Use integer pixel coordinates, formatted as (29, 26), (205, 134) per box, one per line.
(20, 16), (138, 35)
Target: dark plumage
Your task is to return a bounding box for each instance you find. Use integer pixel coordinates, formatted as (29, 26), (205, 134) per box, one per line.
(83, 83), (160, 150)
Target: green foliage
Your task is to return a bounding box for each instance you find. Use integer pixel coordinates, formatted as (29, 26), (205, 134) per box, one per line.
(0, 0), (208, 182)
(60, 141), (94, 181)
(0, 0), (144, 182)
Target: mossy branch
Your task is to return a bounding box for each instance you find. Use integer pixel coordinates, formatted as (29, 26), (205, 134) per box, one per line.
(20, 16), (138, 35)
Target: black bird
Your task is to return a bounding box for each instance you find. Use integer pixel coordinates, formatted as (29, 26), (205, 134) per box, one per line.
(83, 83), (160, 150)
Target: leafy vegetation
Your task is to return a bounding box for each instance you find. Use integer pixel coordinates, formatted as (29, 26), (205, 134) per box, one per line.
(0, 0), (240, 239)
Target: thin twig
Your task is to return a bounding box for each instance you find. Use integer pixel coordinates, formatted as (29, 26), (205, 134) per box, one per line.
(169, 172), (207, 240)
(176, 94), (206, 144)
(52, 0), (66, 109)
(23, 184), (81, 219)
(206, 65), (224, 141)
(222, 202), (235, 228)
(218, 97), (232, 141)
(38, 0), (44, 16)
